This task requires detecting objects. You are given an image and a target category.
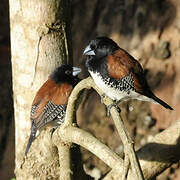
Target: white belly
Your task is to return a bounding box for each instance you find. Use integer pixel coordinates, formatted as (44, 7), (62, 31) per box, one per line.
(90, 71), (156, 103)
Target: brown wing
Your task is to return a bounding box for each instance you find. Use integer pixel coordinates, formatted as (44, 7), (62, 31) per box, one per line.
(107, 48), (147, 94)
(31, 79), (73, 120)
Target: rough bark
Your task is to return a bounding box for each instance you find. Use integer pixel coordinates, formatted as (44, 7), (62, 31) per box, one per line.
(9, 0), (72, 179)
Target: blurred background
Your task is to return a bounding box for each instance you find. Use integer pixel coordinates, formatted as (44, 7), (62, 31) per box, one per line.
(0, 0), (179, 179)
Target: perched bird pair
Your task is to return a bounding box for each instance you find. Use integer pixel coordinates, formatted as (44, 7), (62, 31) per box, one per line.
(25, 36), (173, 155)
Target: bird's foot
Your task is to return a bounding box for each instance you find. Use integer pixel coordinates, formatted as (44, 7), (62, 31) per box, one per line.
(50, 126), (58, 138)
(106, 101), (121, 117)
(100, 93), (106, 104)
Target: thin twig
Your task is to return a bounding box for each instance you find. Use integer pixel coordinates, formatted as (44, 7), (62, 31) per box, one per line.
(62, 25), (70, 65)
(122, 151), (130, 180)
(110, 109), (144, 180)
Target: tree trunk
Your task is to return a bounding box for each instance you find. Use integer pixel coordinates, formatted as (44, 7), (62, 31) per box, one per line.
(9, 0), (72, 179)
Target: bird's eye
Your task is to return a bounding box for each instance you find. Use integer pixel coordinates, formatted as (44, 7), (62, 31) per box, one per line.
(90, 44), (96, 50)
(65, 70), (72, 75)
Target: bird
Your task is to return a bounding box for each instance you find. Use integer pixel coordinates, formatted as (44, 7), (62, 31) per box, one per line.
(25, 65), (81, 155)
(83, 36), (173, 115)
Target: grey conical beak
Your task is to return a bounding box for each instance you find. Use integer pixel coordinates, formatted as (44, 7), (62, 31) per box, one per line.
(72, 67), (81, 76)
(83, 45), (95, 56)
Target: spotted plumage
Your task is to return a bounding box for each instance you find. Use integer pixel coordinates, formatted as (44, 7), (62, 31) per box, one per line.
(25, 65), (81, 155)
(83, 37), (173, 110)
(31, 102), (66, 127)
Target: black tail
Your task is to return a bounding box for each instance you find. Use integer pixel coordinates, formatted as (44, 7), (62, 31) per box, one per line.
(151, 93), (173, 110)
(25, 129), (36, 156)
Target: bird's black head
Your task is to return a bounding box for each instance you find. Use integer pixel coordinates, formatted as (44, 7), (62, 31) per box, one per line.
(50, 65), (81, 85)
(83, 37), (119, 73)
(83, 37), (119, 59)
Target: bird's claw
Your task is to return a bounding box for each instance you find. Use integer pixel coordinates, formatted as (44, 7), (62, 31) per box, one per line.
(50, 126), (58, 138)
(106, 103), (121, 117)
(100, 93), (106, 104)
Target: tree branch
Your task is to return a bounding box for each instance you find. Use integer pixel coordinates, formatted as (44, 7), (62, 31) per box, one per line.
(52, 77), (180, 179)
(101, 99), (144, 179)
(104, 118), (180, 179)
(74, 78), (144, 179)
(57, 141), (72, 180)
(55, 126), (123, 169)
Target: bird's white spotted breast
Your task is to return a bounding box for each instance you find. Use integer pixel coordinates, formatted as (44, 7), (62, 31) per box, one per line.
(89, 71), (156, 103)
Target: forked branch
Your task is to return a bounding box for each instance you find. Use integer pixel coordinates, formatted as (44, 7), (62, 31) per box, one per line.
(52, 77), (180, 180)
